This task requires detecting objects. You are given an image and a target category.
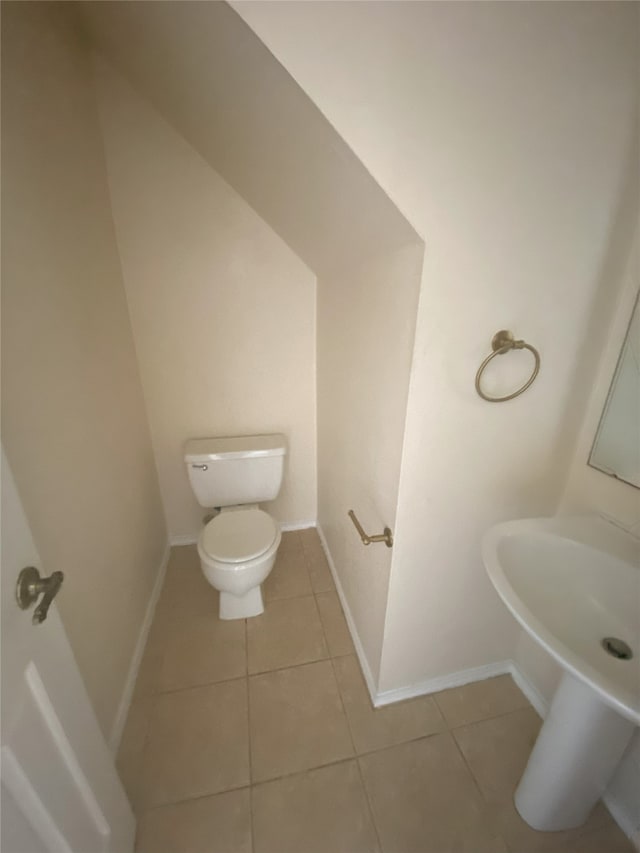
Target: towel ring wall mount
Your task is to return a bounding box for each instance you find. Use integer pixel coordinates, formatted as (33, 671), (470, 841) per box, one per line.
(475, 330), (540, 403)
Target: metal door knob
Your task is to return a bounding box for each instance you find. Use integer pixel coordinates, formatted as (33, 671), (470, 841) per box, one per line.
(16, 566), (64, 625)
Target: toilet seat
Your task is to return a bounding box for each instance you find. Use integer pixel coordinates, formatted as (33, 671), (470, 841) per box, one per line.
(201, 508), (277, 565)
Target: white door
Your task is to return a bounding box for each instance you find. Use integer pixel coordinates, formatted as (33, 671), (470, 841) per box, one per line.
(1, 450), (135, 853)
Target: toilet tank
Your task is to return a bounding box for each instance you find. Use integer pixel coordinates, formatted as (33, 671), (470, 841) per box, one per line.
(184, 434), (287, 508)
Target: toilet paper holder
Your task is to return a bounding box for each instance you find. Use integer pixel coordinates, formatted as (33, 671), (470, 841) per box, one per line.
(348, 510), (393, 548)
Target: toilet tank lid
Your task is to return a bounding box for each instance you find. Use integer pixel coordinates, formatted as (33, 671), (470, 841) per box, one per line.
(184, 434), (287, 462)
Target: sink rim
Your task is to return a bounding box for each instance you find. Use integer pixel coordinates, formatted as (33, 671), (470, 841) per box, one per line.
(482, 515), (640, 725)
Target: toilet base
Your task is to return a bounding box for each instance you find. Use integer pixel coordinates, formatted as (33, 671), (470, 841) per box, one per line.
(219, 585), (264, 620)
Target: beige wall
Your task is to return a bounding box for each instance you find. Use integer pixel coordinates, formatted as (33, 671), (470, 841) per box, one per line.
(317, 245), (423, 683)
(234, 0), (640, 693)
(93, 57), (317, 540)
(1, 3), (167, 737)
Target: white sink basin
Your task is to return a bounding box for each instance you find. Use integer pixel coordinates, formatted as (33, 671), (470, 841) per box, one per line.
(483, 515), (640, 724)
(482, 515), (640, 832)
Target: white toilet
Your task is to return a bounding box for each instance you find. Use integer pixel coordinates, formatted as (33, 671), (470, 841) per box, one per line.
(184, 434), (286, 620)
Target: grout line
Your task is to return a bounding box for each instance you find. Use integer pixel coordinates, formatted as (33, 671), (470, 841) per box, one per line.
(440, 727), (512, 852)
(354, 729), (448, 761)
(252, 755), (365, 791)
(445, 703), (538, 732)
(264, 590), (315, 604)
(448, 722), (523, 852)
(135, 782), (253, 816)
(328, 657), (357, 755)
(144, 648), (358, 702)
(248, 784), (255, 853)
(248, 653), (332, 680)
(309, 580), (332, 656)
(310, 590), (331, 658)
(245, 616), (255, 853)
(449, 727), (491, 805)
(133, 728), (507, 820)
(138, 673), (248, 700)
(355, 756), (384, 853)
(328, 652), (385, 852)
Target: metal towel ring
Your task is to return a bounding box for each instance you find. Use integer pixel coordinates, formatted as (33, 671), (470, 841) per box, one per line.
(475, 330), (540, 402)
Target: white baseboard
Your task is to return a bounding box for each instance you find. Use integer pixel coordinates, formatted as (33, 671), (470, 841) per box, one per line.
(169, 533), (198, 546)
(169, 519), (317, 547)
(316, 523), (514, 708)
(280, 519), (317, 532)
(108, 541), (171, 754)
(316, 523), (379, 705)
(507, 661), (549, 718)
(603, 793), (640, 850)
(375, 660), (513, 707)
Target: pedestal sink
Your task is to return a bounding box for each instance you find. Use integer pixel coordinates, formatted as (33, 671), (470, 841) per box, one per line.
(482, 516), (640, 831)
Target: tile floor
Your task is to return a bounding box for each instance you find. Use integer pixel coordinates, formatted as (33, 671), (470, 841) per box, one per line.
(118, 528), (633, 853)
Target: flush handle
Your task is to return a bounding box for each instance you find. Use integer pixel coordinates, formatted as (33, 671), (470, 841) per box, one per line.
(16, 566), (64, 625)
(191, 464), (208, 471)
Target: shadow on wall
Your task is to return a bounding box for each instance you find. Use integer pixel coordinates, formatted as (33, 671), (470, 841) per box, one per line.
(553, 115), (640, 480)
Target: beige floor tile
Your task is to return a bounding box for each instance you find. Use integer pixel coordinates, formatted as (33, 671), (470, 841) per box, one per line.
(252, 760), (379, 853)
(132, 619), (169, 699)
(136, 788), (252, 853)
(247, 595), (328, 674)
(450, 707), (618, 852)
(359, 733), (506, 852)
(561, 819), (635, 853)
(140, 679), (249, 807)
(435, 674), (530, 729)
(316, 590), (355, 656)
(160, 613), (246, 691)
(302, 533), (336, 593)
(298, 527), (320, 550)
(498, 799), (632, 853)
(249, 660), (354, 782)
(263, 548), (312, 601)
(278, 530), (303, 553)
(155, 545), (219, 620)
(334, 655), (446, 754)
(133, 551), (220, 699)
(453, 706), (541, 805)
(116, 696), (154, 813)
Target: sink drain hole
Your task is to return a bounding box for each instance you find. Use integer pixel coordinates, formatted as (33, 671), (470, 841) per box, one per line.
(601, 637), (633, 660)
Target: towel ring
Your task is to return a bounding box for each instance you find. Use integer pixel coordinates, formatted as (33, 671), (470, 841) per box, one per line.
(475, 330), (540, 402)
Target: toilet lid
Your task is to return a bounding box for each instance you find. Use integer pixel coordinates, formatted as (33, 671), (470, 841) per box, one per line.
(201, 509), (277, 563)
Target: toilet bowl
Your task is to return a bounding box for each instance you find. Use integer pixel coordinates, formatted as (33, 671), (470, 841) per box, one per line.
(184, 433), (287, 620)
(197, 506), (281, 620)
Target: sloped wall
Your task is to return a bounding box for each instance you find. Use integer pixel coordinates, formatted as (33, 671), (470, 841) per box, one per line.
(1, 2), (167, 737)
(79, 1), (419, 276)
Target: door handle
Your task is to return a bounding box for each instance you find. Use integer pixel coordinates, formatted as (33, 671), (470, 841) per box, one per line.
(15, 566), (64, 625)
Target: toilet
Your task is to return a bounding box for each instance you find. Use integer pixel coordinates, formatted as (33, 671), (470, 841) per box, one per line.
(184, 434), (286, 620)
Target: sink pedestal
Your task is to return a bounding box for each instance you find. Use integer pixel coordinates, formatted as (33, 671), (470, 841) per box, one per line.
(515, 671), (635, 831)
